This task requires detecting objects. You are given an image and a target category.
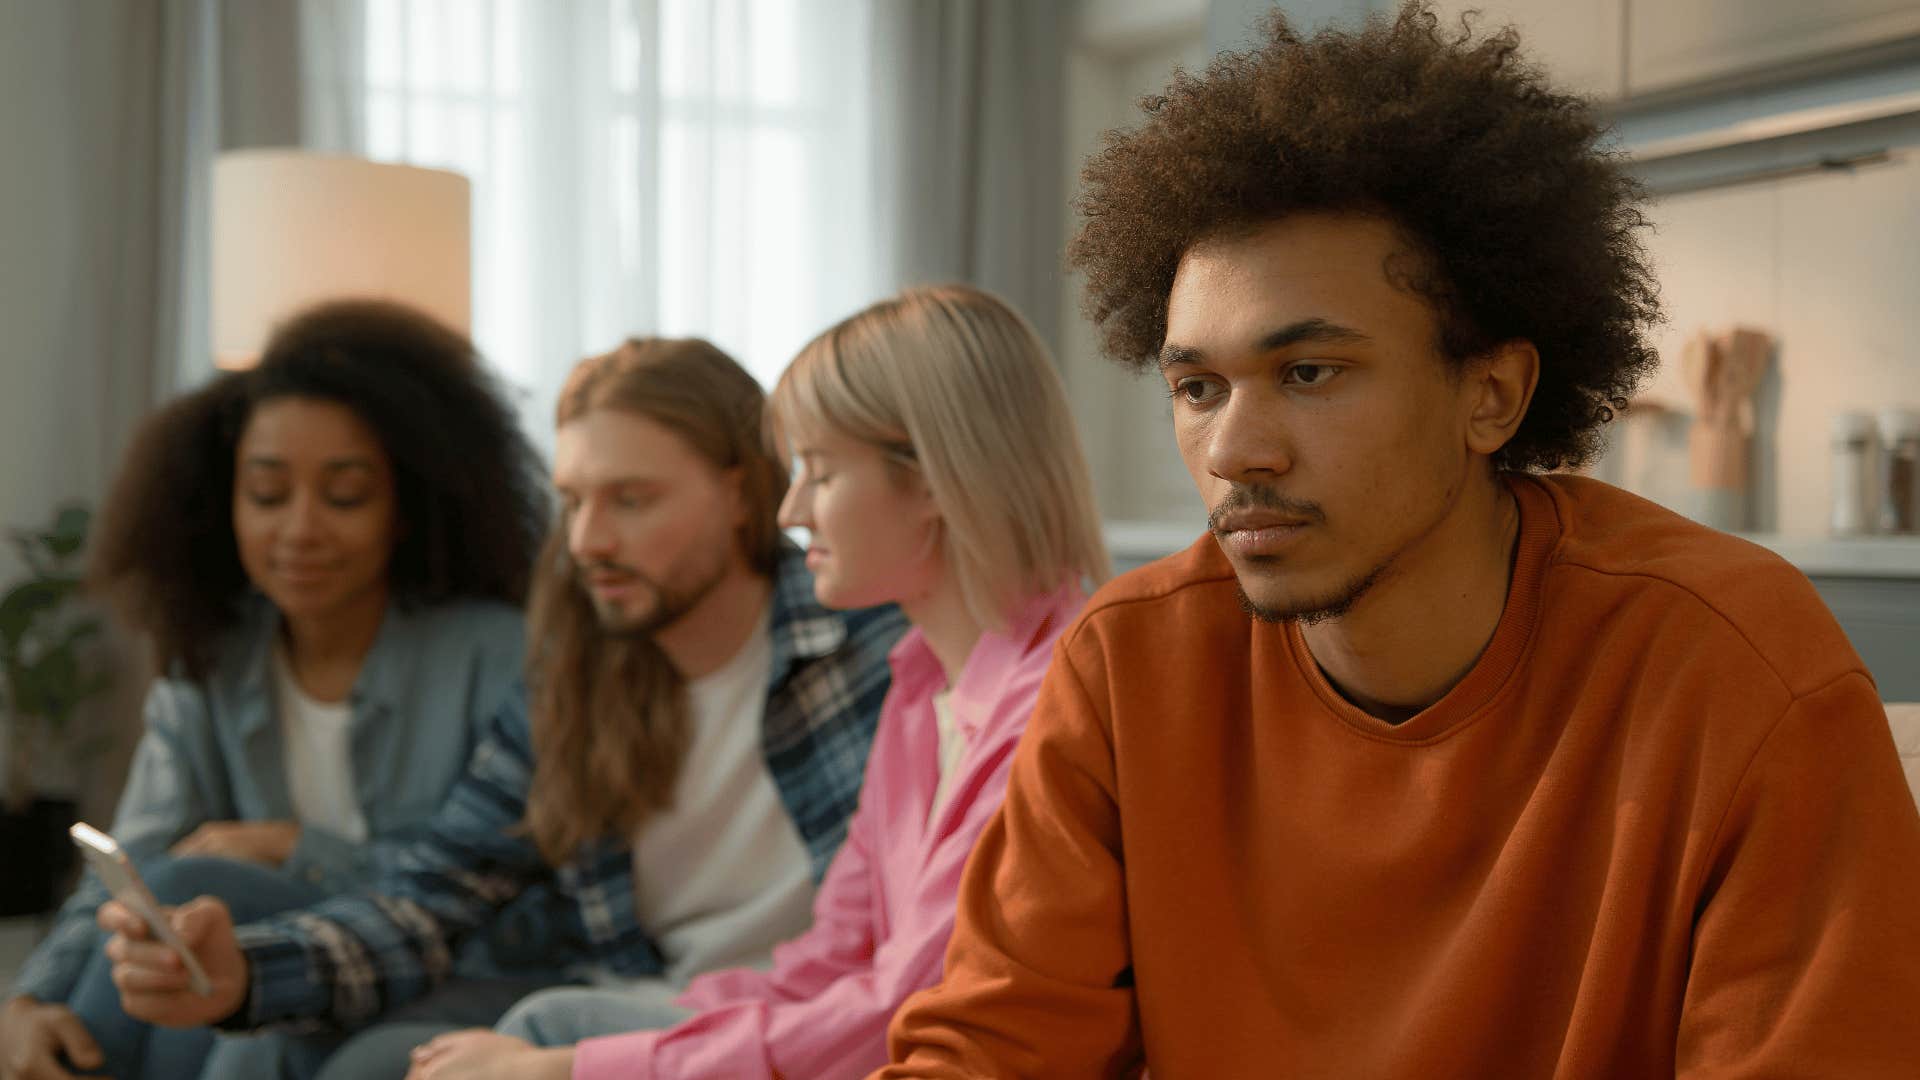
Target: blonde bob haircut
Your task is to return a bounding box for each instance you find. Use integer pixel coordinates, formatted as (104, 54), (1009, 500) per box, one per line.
(769, 284), (1110, 631)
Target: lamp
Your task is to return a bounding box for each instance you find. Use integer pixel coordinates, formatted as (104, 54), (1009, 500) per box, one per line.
(211, 150), (471, 370)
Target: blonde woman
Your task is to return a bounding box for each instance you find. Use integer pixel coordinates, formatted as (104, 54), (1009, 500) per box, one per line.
(406, 285), (1109, 1080)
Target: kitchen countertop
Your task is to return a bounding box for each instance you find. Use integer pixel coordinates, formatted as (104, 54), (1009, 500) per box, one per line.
(1734, 533), (1920, 579)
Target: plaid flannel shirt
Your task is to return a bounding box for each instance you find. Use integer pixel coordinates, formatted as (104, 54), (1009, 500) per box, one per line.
(229, 545), (905, 1031)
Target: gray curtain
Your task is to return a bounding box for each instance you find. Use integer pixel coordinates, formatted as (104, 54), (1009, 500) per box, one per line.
(1, 0), (176, 532)
(0, 0), (311, 811)
(0, 0), (311, 447)
(870, 0), (1070, 354)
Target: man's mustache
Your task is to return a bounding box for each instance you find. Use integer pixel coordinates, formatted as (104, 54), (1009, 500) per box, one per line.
(575, 559), (641, 582)
(1207, 484), (1325, 535)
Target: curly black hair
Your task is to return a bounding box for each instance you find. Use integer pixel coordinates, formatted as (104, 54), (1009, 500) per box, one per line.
(1068, 1), (1661, 472)
(91, 299), (549, 679)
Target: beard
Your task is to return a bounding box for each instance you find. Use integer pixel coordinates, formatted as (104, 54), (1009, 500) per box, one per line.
(579, 554), (729, 638)
(1211, 482), (1393, 626)
(1235, 556), (1391, 625)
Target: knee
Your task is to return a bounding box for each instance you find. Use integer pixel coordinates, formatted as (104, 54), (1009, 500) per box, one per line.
(495, 988), (594, 1045)
(201, 1031), (336, 1080)
(139, 855), (310, 923)
(140, 855), (246, 905)
(312, 1025), (435, 1080)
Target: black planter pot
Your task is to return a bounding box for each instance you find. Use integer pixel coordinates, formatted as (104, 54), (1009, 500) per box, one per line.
(0, 798), (80, 917)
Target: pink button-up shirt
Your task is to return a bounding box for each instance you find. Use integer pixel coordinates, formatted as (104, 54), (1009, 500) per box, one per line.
(572, 584), (1086, 1080)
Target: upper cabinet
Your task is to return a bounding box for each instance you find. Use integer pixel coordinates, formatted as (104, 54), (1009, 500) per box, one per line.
(1628, 0), (1920, 97)
(1416, 0), (1920, 104)
(1430, 0), (1626, 100)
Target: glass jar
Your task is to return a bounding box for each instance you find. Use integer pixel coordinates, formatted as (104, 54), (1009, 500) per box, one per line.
(1879, 409), (1920, 535)
(1831, 411), (1877, 537)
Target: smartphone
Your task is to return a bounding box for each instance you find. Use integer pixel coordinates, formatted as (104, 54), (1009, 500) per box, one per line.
(69, 822), (213, 997)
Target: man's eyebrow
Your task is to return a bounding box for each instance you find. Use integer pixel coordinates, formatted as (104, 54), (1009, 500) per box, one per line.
(1158, 344), (1204, 372)
(1159, 317), (1373, 370)
(1257, 318), (1372, 351)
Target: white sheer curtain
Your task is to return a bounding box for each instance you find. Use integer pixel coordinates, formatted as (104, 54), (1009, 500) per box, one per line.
(302, 0), (887, 440)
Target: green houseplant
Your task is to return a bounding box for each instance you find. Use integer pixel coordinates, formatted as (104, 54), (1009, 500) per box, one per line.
(0, 504), (114, 916)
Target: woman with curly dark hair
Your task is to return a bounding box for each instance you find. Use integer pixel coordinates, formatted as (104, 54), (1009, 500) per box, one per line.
(881, 4), (1920, 1077)
(0, 300), (549, 1080)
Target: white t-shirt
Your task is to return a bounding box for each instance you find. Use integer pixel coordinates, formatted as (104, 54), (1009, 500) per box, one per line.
(274, 644), (368, 843)
(629, 610), (815, 984)
(928, 688), (970, 825)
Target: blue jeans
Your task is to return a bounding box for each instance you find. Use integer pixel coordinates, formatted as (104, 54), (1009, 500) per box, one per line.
(302, 978), (598, 1080)
(310, 979), (690, 1080)
(65, 855), (328, 1080)
(495, 980), (694, 1045)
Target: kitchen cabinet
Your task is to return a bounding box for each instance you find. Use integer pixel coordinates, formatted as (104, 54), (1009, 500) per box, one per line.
(1628, 0), (1920, 97)
(1429, 0), (1626, 100)
(1809, 576), (1920, 700)
(1217, 0), (1920, 104)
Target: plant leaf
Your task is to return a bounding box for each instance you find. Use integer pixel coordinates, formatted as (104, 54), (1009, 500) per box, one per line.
(44, 506), (91, 559)
(0, 580), (71, 650)
(54, 619), (102, 652)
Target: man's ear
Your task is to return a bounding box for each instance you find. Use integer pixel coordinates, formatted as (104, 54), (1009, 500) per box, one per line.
(1464, 340), (1540, 458)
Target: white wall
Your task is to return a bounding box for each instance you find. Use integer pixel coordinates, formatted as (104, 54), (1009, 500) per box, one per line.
(1209, 0), (1375, 49)
(1061, 2), (1210, 529)
(1595, 119), (1920, 537)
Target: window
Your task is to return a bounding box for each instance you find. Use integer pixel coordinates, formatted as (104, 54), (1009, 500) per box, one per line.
(353, 0), (882, 432)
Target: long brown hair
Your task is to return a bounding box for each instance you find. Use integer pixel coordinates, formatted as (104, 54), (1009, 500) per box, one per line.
(523, 338), (788, 865)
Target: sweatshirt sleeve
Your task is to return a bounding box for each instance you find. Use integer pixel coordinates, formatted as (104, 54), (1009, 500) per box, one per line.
(875, 642), (1142, 1080)
(1677, 671), (1920, 1077)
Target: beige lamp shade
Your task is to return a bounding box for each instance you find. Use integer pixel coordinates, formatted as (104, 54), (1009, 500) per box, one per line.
(212, 151), (471, 370)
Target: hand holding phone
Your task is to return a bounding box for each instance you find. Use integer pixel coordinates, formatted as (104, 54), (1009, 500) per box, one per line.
(71, 823), (214, 997)
(82, 824), (251, 1029)
(97, 895), (249, 1030)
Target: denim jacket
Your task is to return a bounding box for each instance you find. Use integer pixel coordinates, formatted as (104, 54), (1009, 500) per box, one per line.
(9, 595), (525, 1005)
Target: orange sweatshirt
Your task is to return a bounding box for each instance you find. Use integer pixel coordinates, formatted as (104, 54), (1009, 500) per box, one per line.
(879, 475), (1920, 1079)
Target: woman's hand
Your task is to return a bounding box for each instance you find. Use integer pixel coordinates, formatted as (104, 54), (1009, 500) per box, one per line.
(404, 1029), (575, 1080)
(0, 996), (103, 1080)
(169, 820), (301, 866)
(98, 895), (249, 1029)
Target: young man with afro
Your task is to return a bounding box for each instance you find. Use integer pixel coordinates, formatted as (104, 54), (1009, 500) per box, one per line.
(875, 4), (1920, 1077)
